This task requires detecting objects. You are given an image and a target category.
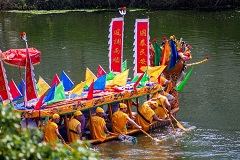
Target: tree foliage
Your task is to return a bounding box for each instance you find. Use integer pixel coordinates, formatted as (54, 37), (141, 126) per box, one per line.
(0, 104), (99, 160)
(0, 0), (239, 10)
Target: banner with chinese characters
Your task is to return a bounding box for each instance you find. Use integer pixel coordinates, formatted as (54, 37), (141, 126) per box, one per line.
(108, 17), (124, 73)
(25, 50), (38, 106)
(133, 19), (150, 77)
(0, 57), (12, 103)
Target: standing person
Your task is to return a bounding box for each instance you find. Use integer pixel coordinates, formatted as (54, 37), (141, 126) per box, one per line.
(43, 114), (65, 146)
(68, 111), (82, 143)
(135, 101), (171, 131)
(112, 103), (142, 134)
(86, 107), (114, 142)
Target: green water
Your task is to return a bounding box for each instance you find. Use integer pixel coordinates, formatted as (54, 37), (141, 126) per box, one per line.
(0, 10), (240, 159)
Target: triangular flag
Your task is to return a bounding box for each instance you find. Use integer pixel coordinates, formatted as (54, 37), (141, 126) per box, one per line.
(47, 82), (66, 104)
(69, 81), (86, 96)
(133, 72), (145, 90)
(122, 60), (127, 72)
(106, 71), (116, 81)
(51, 74), (60, 87)
(33, 92), (46, 110)
(131, 75), (139, 83)
(9, 79), (22, 101)
(175, 67), (194, 91)
(112, 69), (129, 87)
(94, 74), (106, 90)
(43, 84), (56, 104)
(18, 79), (25, 97)
(60, 71), (74, 91)
(87, 81), (94, 100)
(152, 41), (162, 66)
(97, 65), (106, 78)
(140, 66), (166, 82)
(37, 76), (50, 98)
(85, 68), (97, 86)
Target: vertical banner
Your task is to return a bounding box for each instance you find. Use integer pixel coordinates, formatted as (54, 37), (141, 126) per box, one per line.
(25, 49), (38, 106)
(133, 19), (150, 77)
(108, 17), (124, 73)
(0, 57), (12, 103)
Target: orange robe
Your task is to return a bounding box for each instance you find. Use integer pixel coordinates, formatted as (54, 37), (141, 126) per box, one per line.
(135, 102), (155, 131)
(153, 94), (168, 119)
(43, 121), (58, 145)
(69, 118), (81, 143)
(91, 116), (107, 142)
(112, 110), (128, 134)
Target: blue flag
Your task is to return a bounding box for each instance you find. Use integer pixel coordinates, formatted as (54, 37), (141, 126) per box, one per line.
(14, 79), (25, 101)
(43, 84), (56, 104)
(168, 39), (179, 70)
(94, 74), (106, 90)
(60, 71), (74, 91)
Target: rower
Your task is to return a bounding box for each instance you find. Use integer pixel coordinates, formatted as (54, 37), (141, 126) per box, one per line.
(43, 114), (65, 146)
(112, 103), (142, 134)
(68, 111), (83, 143)
(135, 101), (171, 131)
(86, 107), (115, 142)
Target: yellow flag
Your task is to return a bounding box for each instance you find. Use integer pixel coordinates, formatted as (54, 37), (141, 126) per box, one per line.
(112, 69), (129, 86)
(37, 76), (50, 98)
(140, 66), (166, 82)
(85, 68), (97, 86)
(69, 81), (86, 96)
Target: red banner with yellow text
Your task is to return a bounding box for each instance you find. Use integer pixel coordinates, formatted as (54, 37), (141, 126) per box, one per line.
(108, 17), (124, 73)
(25, 49), (38, 106)
(0, 57), (12, 103)
(133, 19), (149, 77)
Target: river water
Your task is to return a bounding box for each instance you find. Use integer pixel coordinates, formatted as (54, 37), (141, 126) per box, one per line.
(0, 10), (240, 159)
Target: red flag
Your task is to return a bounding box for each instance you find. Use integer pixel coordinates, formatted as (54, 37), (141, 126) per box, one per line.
(133, 72), (145, 90)
(87, 81), (94, 100)
(51, 74), (60, 87)
(97, 65), (106, 78)
(34, 92), (46, 110)
(9, 79), (22, 100)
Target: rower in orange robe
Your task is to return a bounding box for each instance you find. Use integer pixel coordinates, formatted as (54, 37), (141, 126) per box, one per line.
(86, 107), (114, 142)
(68, 111), (82, 143)
(135, 101), (171, 131)
(112, 103), (142, 134)
(43, 114), (65, 146)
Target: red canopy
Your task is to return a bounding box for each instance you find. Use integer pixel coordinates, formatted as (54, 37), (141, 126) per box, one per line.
(1, 48), (41, 67)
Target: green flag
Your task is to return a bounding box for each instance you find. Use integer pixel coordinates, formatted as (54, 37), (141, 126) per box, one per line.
(140, 72), (149, 86)
(153, 42), (162, 66)
(131, 75), (139, 82)
(47, 82), (66, 104)
(175, 67), (194, 91)
(122, 60), (127, 72)
(107, 71), (116, 81)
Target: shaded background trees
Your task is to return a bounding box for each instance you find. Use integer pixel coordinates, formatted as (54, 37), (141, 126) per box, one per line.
(0, 0), (239, 10)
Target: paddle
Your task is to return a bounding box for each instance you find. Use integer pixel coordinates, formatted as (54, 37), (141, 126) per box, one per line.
(161, 105), (176, 132)
(170, 114), (190, 132)
(140, 129), (161, 142)
(63, 143), (75, 152)
(163, 107), (189, 132)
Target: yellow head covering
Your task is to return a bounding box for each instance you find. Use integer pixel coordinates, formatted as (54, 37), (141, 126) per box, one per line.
(96, 107), (104, 113)
(74, 111), (82, 116)
(52, 114), (60, 119)
(148, 101), (158, 108)
(119, 103), (127, 109)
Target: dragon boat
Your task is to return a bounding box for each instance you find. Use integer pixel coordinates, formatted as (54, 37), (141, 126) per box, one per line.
(0, 8), (208, 144)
